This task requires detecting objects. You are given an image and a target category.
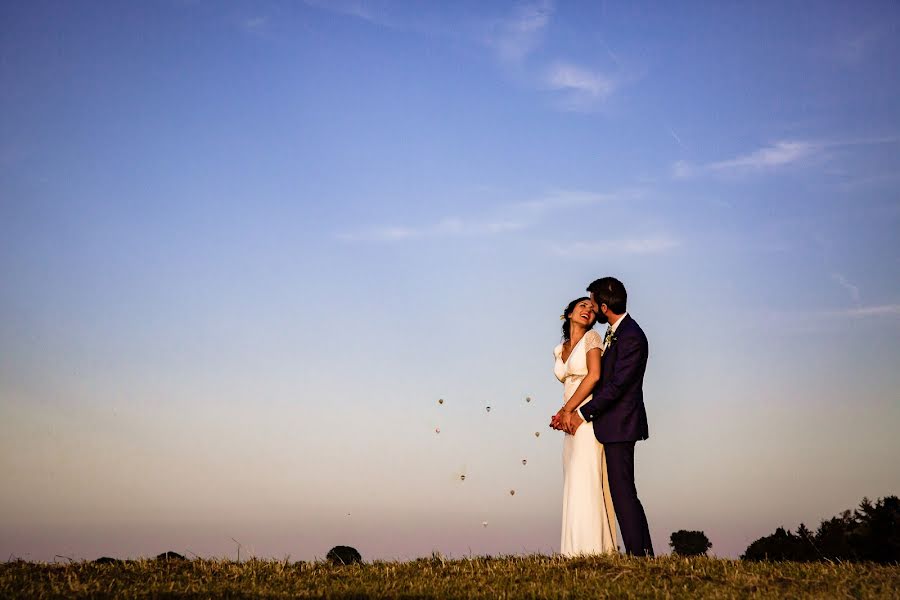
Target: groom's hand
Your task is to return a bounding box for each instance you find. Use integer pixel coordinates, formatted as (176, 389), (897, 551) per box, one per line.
(564, 411), (584, 435)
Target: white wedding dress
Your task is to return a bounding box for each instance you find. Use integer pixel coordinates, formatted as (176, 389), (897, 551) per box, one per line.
(554, 329), (618, 556)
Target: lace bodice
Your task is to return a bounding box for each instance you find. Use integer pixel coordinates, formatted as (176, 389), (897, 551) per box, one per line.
(554, 329), (603, 387)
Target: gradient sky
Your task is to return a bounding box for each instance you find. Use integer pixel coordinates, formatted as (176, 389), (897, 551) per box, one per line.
(2, 1), (899, 562)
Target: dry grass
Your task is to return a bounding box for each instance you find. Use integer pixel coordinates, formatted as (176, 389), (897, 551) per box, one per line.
(2, 554), (898, 599)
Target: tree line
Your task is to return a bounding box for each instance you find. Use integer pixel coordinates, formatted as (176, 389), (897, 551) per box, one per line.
(669, 495), (899, 563)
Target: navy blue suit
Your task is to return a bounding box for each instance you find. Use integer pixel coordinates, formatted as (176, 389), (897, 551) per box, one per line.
(579, 314), (653, 556)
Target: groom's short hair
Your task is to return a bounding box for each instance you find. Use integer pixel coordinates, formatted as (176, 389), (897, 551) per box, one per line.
(587, 277), (627, 314)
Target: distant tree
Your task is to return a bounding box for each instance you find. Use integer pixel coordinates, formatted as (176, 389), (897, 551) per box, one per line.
(741, 527), (808, 561)
(854, 496), (900, 563)
(795, 523), (820, 561)
(814, 510), (856, 561)
(669, 530), (712, 556)
(742, 495), (900, 564)
(327, 545), (362, 565)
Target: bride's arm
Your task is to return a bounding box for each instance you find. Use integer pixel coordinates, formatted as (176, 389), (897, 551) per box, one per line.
(560, 346), (601, 414)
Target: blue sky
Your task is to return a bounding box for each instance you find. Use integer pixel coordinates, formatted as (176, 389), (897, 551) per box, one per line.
(1, 1), (899, 561)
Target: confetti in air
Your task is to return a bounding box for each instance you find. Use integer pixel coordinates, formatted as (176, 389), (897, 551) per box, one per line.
(534, 431), (540, 438)
(438, 398), (444, 405)
(482, 521), (488, 528)
(486, 406), (491, 413)
(522, 459), (527, 466)
(509, 490), (516, 496)
(435, 427), (440, 434)
(525, 396), (531, 403)
(460, 474), (466, 482)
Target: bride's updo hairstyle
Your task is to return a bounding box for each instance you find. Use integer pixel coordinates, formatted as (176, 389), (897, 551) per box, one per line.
(561, 296), (593, 342)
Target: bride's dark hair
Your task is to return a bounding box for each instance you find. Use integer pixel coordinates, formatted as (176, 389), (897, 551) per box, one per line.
(561, 296), (593, 342)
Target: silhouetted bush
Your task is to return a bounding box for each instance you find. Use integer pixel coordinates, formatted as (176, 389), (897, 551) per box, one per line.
(669, 530), (712, 556)
(327, 546), (362, 565)
(741, 527), (816, 562)
(742, 495), (899, 563)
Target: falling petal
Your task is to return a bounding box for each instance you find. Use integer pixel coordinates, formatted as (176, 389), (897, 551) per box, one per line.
(438, 398), (444, 405)
(525, 396), (532, 403)
(482, 521), (488, 528)
(460, 474), (466, 482)
(534, 431), (540, 438)
(435, 427), (441, 434)
(509, 489), (516, 496)
(522, 459), (527, 466)
(486, 406), (491, 413)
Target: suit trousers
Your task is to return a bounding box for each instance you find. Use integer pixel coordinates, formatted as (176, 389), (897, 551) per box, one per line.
(604, 441), (654, 556)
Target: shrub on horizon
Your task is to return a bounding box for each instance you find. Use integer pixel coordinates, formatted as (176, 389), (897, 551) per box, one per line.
(155, 551), (186, 561)
(327, 545), (362, 565)
(741, 527), (814, 562)
(669, 530), (712, 556)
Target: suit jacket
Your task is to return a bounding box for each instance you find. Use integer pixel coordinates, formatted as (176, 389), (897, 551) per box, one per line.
(579, 314), (649, 443)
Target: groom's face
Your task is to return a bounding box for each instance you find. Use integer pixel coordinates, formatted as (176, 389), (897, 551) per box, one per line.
(590, 293), (610, 325)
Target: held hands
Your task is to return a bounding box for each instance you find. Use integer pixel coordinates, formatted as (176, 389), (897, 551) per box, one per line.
(549, 408), (585, 435)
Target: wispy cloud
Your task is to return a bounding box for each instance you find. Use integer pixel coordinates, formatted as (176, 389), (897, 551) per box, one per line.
(712, 141), (816, 170)
(673, 136), (900, 180)
(485, 0), (554, 63)
(513, 188), (637, 213)
(480, 2), (636, 112)
(337, 217), (526, 242)
(550, 235), (680, 257)
(832, 134), (900, 148)
(813, 304), (900, 319)
(302, 0), (396, 28)
(831, 273), (861, 305)
(673, 141), (819, 179)
(543, 62), (617, 111)
(841, 304), (900, 318)
(337, 188), (635, 243)
(765, 303), (900, 335)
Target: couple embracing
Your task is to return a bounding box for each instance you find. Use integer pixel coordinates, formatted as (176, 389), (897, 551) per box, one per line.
(550, 277), (654, 558)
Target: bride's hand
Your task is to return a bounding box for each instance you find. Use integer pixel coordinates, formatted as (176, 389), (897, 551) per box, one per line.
(550, 408), (567, 430)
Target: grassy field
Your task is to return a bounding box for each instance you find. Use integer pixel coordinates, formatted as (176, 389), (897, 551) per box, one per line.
(2, 554), (898, 599)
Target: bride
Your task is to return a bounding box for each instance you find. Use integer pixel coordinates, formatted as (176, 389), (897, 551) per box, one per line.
(552, 297), (618, 556)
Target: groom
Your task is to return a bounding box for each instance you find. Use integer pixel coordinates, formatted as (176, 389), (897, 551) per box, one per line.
(558, 276), (654, 557)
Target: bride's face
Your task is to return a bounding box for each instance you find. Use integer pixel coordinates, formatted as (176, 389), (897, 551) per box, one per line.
(569, 300), (596, 328)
